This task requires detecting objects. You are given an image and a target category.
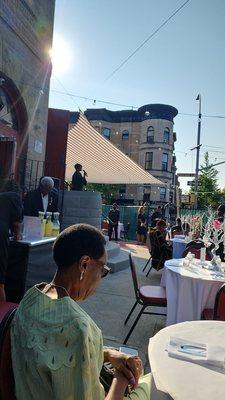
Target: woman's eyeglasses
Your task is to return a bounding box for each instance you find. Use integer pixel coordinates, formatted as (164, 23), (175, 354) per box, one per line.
(101, 265), (111, 278)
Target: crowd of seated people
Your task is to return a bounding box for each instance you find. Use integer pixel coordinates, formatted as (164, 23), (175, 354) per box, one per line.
(1, 177), (225, 400)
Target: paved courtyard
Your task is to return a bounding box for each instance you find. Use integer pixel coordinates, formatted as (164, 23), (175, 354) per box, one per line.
(81, 242), (166, 373)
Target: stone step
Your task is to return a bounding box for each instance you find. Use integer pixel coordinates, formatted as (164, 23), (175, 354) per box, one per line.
(106, 241), (121, 258)
(108, 249), (130, 273)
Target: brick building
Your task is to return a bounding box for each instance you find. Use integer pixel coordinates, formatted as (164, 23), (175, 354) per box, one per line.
(70, 103), (178, 204)
(0, 0), (55, 188)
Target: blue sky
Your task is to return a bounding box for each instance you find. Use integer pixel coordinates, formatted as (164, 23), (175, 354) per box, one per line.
(49, 0), (225, 191)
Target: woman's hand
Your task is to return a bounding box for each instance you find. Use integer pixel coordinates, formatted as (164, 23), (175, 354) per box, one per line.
(104, 349), (143, 388)
(125, 355), (143, 386)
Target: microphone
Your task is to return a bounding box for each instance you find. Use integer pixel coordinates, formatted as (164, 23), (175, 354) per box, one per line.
(83, 170), (88, 177)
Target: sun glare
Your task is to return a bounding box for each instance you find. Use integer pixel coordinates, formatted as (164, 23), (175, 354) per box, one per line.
(50, 35), (71, 75)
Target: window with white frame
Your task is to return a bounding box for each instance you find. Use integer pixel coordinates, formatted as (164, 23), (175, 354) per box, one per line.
(160, 187), (166, 201)
(122, 130), (129, 140)
(145, 152), (153, 170)
(162, 153), (168, 171)
(147, 126), (154, 143)
(102, 127), (111, 140)
(163, 127), (170, 144)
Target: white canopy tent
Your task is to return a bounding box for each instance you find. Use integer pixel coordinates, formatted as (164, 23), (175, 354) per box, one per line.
(65, 113), (163, 185)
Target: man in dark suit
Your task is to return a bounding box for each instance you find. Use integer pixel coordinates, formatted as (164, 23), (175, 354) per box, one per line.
(24, 176), (58, 217)
(71, 163), (87, 191)
(108, 203), (120, 241)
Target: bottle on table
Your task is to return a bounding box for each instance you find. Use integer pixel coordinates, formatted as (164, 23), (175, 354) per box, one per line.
(45, 212), (53, 237)
(38, 211), (46, 237)
(52, 212), (60, 237)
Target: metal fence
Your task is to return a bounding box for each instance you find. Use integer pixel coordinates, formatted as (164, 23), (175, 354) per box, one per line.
(102, 205), (142, 240)
(102, 206), (216, 240)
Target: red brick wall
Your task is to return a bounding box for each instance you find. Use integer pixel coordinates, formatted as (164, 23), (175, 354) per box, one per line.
(45, 108), (70, 188)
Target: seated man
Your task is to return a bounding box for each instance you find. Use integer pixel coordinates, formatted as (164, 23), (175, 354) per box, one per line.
(23, 176), (58, 217)
(149, 219), (172, 270)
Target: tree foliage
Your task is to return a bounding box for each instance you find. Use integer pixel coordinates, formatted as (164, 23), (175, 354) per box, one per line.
(190, 152), (221, 208)
(85, 183), (124, 204)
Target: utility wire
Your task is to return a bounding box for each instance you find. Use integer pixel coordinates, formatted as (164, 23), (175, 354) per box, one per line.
(50, 89), (135, 109)
(52, 75), (82, 111)
(104, 0), (191, 81)
(51, 90), (225, 119)
(179, 112), (225, 119)
(203, 145), (225, 150)
(2, 76), (225, 119)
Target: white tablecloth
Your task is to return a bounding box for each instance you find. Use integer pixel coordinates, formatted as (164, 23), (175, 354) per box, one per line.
(149, 320), (225, 400)
(161, 259), (225, 326)
(117, 222), (124, 239)
(171, 238), (186, 259)
(111, 222), (124, 239)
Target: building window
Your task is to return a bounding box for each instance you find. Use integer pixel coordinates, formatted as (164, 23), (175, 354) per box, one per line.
(145, 152), (153, 170)
(0, 87), (18, 129)
(163, 127), (170, 144)
(102, 127), (111, 140)
(160, 187), (166, 201)
(122, 130), (129, 140)
(147, 126), (154, 143)
(162, 153), (168, 171)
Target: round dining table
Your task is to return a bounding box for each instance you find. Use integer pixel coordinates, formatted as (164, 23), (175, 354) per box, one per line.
(149, 320), (225, 400)
(161, 258), (225, 326)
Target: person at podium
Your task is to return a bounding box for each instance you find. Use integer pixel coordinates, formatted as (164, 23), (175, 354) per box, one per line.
(71, 163), (87, 191)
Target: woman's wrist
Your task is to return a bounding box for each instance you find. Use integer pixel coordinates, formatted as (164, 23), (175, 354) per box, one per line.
(104, 348), (127, 363)
(105, 371), (129, 400)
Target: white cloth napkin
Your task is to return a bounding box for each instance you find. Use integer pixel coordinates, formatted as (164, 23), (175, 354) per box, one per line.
(166, 259), (183, 267)
(167, 336), (225, 369)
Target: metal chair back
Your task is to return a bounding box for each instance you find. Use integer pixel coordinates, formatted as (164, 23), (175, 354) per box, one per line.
(214, 284), (225, 320)
(129, 253), (140, 300)
(182, 246), (212, 261)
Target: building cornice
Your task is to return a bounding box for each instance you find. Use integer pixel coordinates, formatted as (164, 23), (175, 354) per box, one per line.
(69, 104), (178, 124)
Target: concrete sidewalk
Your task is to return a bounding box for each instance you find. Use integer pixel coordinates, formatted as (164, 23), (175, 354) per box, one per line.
(80, 243), (166, 372)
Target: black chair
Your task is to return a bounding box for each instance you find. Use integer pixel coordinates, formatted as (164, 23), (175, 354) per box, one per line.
(142, 232), (153, 276)
(124, 254), (167, 344)
(182, 240), (212, 261)
(202, 284), (225, 320)
(142, 257), (152, 277)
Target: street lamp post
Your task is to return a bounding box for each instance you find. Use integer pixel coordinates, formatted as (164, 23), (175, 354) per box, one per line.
(194, 94), (202, 208)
